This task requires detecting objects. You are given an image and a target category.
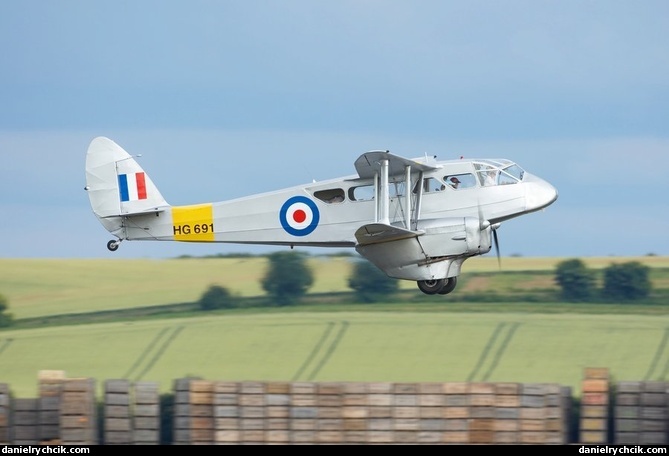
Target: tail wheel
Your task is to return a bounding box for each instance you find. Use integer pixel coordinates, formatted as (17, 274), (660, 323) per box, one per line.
(417, 279), (446, 295)
(107, 240), (120, 251)
(438, 277), (458, 295)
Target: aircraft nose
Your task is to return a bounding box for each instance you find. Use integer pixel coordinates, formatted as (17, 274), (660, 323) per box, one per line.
(525, 174), (558, 213)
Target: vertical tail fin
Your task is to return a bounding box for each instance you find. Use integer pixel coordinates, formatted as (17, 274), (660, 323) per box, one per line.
(85, 137), (169, 219)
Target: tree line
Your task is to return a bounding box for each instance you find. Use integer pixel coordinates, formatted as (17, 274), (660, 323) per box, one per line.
(0, 255), (656, 327)
(554, 258), (651, 302)
(196, 253), (655, 310)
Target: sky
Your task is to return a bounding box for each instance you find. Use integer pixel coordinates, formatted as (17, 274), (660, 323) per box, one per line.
(1, 1), (668, 260)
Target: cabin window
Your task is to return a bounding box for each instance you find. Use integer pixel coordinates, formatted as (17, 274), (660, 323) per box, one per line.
(349, 185), (375, 201)
(348, 180), (407, 201)
(389, 180), (406, 197)
(443, 173), (476, 190)
(314, 188), (345, 204)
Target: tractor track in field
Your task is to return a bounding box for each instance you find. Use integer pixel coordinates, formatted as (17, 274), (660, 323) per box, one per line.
(646, 327), (669, 381)
(124, 326), (185, 381)
(467, 322), (521, 382)
(292, 320), (350, 382)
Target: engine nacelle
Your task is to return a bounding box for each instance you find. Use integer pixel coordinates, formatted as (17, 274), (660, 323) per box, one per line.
(355, 217), (492, 281)
(416, 217), (493, 258)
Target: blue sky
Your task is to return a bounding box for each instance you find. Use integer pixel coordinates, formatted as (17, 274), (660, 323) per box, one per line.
(1, 1), (668, 259)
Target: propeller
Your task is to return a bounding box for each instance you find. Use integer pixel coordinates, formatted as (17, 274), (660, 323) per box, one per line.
(492, 224), (501, 270)
(477, 198), (502, 270)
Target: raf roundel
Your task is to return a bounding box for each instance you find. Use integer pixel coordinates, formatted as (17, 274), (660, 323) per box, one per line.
(279, 196), (320, 237)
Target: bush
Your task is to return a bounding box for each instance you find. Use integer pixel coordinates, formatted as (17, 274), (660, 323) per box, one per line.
(0, 294), (13, 328)
(261, 251), (314, 306)
(197, 285), (237, 311)
(602, 261), (651, 301)
(554, 259), (596, 302)
(347, 260), (399, 302)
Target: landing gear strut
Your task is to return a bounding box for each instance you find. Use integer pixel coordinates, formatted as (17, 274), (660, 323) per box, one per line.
(417, 277), (457, 296)
(107, 240), (121, 251)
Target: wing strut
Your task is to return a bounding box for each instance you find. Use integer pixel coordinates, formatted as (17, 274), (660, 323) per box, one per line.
(354, 151), (437, 229)
(404, 165), (411, 230)
(379, 158), (390, 224)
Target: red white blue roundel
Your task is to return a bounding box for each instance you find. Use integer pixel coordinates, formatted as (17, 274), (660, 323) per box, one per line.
(280, 196), (320, 236)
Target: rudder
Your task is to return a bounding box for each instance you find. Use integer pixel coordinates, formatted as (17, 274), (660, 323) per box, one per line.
(85, 137), (169, 239)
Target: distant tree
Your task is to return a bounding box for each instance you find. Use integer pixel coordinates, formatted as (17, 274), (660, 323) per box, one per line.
(602, 261), (651, 301)
(261, 251), (314, 306)
(197, 285), (238, 311)
(0, 294), (14, 327)
(347, 260), (400, 302)
(554, 259), (596, 302)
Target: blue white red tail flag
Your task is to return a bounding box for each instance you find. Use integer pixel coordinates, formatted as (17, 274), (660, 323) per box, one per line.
(118, 172), (148, 202)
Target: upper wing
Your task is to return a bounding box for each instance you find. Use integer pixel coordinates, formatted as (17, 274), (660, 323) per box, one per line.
(354, 151), (440, 179)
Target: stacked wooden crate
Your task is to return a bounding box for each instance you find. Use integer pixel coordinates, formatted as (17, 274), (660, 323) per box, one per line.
(104, 379), (132, 444)
(0, 383), (10, 444)
(416, 383), (444, 444)
(265, 381), (291, 444)
(468, 382), (496, 444)
(522, 383), (568, 444)
(290, 381), (318, 444)
(443, 382), (469, 443)
(173, 378), (214, 444)
(38, 370), (65, 444)
(366, 382), (393, 444)
(212, 381), (240, 444)
(638, 381), (668, 445)
(60, 378), (97, 444)
(237, 381), (265, 444)
(341, 382), (368, 444)
(492, 382), (521, 444)
(172, 379), (574, 444)
(390, 382), (420, 444)
(133, 381), (160, 444)
(579, 367), (610, 444)
(615, 381), (668, 445)
(11, 398), (39, 444)
(615, 381), (642, 444)
(315, 382), (344, 444)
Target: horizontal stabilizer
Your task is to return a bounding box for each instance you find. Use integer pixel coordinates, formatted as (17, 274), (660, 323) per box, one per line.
(354, 223), (423, 246)
(98, 205), (170, 219)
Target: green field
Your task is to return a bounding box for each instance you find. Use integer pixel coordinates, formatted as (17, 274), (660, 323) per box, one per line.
(2, 311), (668, 399)
(1, 256), (668, 399)
(2, 255), (668, 319)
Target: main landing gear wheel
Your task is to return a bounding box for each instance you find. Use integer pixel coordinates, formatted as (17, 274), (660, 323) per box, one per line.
(417, 279), (447, 295)
(438, 277), (457, 295)
(107, 240), (120, 252)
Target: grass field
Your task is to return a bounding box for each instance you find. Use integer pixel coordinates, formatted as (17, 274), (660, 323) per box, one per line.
(1, 255), (668, 400)
(2, 255), (668, 319)
(2, 310), (668, 399)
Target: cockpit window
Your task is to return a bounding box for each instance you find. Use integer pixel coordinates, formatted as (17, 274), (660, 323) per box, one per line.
(500, 165), (525, 184)
(443, 173), (476, 190)
(413, 177), (444, 193)
(474, 161), (523, 187)
(475, 165), (498, 187)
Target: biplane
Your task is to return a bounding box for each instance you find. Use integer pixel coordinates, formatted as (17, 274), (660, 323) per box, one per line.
(84, 137), (557, 295)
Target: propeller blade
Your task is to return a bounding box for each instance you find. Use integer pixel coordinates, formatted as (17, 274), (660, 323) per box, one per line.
(493, 227), (501, 270)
